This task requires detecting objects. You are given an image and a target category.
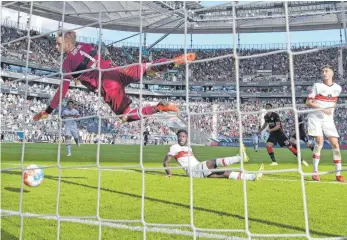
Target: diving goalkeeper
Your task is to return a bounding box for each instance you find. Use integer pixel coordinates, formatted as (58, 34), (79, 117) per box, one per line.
(34, 31), (195, 122)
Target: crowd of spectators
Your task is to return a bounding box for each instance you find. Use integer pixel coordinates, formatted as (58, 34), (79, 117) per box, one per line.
(1, 24), (346, 143)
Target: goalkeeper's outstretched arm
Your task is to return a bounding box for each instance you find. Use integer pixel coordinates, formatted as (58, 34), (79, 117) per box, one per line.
(33, 79), (71, 121)
(163, 154), (173, 177)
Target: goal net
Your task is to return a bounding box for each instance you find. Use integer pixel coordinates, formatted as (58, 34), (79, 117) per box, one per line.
(1, 1), (347, 240)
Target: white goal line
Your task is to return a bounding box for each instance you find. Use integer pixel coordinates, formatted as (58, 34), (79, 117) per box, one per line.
(0, 209), (246, 240)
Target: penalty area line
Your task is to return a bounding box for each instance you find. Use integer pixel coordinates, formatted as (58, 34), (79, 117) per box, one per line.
(0, 209), (246, 240)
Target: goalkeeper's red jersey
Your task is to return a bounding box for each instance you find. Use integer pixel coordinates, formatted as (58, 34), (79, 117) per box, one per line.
(48, 42), (145, 111)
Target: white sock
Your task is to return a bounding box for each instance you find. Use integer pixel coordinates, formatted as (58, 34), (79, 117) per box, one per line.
(332, 148), (342, 176)
(228, 172), (256, 181)
(312, 143), (322, 172)
(66, 139), (71, 154)
(216, 156), (240, 167)
(255, 144), (258, 151)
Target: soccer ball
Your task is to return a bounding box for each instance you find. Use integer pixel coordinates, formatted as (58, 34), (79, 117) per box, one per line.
(24, 164), (44, 187)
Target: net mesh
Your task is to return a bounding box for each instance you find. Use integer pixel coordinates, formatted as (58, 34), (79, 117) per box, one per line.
(1, 1), (347, 239)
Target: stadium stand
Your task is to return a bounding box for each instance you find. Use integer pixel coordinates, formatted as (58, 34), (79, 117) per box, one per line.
(1, 24), (346, 145)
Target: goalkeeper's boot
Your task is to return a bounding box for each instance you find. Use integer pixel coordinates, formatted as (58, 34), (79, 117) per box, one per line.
(33, 111), (49, 121)
(312, 171), (320, 181)
(255, 163), (264, 181)
(241, 143), (249, 163)
(270, 162), (278, 166)
(172, 53), (196, 66)
(156, 101), (179, 112)
(336, 175), (345, 182)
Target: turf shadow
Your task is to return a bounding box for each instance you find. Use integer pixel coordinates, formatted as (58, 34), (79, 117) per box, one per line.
(0, 229), (19, 240)
(4, 187), (30, 193)
(1, 171), (341, 237)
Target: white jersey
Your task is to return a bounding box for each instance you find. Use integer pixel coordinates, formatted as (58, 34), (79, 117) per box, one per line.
(307, 82), (341, 121)
(168, 144), (200, 174)
(62, 108), (80, 128)
(251, 129), (258, 138)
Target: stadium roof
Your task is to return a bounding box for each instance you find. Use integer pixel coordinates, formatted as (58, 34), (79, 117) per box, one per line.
(3, 1), (347, 34)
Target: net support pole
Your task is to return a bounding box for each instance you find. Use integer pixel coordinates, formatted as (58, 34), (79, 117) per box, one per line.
(96, 4), (103, 240)
(138, 2), (147, 239)
(232, 2), (250, 238)
(18, 2), (33, 239)
(55, 2), (67, 239)
(284, 2), (311, 239)
(146, 20), (184, 51)
(342, 1), (347, 44)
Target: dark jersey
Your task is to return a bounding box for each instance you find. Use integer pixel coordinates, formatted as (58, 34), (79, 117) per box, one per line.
(143, 130), (150, 139)
(297, 115), (305, 134)
(264, 112), (282, 132)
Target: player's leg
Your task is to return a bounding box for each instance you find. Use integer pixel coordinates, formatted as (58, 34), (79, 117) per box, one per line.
(71, 129), (80, 147)
(65, 135), (72, 156)
(255, 137), (259, 152)
(307, 118), (324, 181)
(324, 121), (344, 182)
(266, 138), (277, 165)
(102, 79), (178, 122)
(202, 160), (264, 180)
(284, 138), (309, 166)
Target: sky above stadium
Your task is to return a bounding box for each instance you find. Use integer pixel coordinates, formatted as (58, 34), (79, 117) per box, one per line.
(2, 2), (343, 48)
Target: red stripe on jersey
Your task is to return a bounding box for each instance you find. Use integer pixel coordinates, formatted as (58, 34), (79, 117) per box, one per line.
(222, 158), (226, 166)
(333, 160), (341, 163)
(314, 95), (338, 102)
(174, 151), (193, 160)
(313, 154), (320, 159)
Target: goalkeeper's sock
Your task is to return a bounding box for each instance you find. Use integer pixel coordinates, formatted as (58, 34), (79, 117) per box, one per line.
(332, 148), (342, 176)
(266, 146), (276, 162)
(229, 172), (255, 181)
(215, 156), (240, 167)
(66, 139), (71, 154)
(124, 106), (154, 122)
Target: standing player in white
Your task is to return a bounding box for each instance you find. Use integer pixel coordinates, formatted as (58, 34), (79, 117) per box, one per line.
(251, 125), (259, 152)
(163, 129), (264, 180)
(306, 65), (344, 182)
(62, 100), (80, 156)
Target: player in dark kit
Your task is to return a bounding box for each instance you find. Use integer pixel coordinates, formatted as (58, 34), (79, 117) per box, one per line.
(289, 115), (314, 151)
(258, 103), (309, 166)
(33, 31), (196, 122)
(143, 129), (150, 146)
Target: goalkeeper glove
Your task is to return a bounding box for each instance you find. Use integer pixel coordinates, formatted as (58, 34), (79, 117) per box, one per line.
(33, 111), (49, 121)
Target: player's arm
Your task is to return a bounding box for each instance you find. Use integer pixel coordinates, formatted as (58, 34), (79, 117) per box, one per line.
(269, 121), (281, 132)
(258, 122), (268, 134)
(163, 154), (173, 177)
(33, 79), (71, 121)
(73, 110), (80, 118)
(305, 83), (333, 115)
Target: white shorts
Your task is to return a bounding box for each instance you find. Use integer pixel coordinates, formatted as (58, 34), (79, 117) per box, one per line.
(261, 131), (269, 142)
(252, 136), (259, 144)
(187, 161), (212, 178)
(65, 126), (79, 138)
(307, 117), (339, 138)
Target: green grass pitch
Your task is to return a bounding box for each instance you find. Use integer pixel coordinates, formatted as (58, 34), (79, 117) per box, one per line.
(1, 143), (347, 240)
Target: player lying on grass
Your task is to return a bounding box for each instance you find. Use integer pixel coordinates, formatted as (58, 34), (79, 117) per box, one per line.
(33, 31), (196, 122)
(289, 115), (314, 151)
(306, 65), (344, 182)
(163, 129), (264, 180)
(258, 103), (309, 166)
